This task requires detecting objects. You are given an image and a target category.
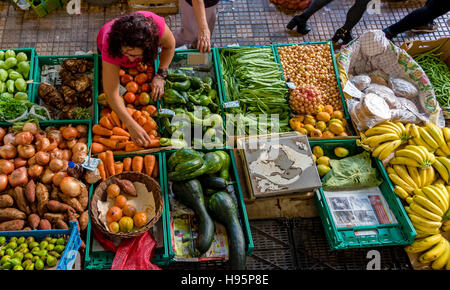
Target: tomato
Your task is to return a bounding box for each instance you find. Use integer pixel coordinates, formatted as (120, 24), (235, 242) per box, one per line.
(138, 92), (151, 106)
(124, 92), (136, 104)
(100, 108), (112, 118)
(146, 72), (154, 81)
(119, 69), (126, 77)
(120, 74), (133, 85)
(144, 105), (157, 116)
(141, 83), (151, 93)
(146, 65), (155, 74)
(136, 62), (147, 73)
(133, 212), (148, 227)
(135, 73), (148, 85)
(128, 67), (139, 76)
(125, 81), (139, 93)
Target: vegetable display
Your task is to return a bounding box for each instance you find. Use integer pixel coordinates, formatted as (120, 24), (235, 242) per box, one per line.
(0, 50), (31, 101)
(0, 235), (69, 270)
(219, 47), (290, 135)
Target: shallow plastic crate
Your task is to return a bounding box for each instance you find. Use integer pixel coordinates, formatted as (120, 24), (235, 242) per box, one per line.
(32, 54), (99, 123)
(42, 0), (61, 13)
(83, 152), (172, 269)
(162, 147), (254, 264)
(0, 48), (36, 102)
(26, 0), (48, 17)
(310, 139), (416, 250)
(0, 221), (81, 270)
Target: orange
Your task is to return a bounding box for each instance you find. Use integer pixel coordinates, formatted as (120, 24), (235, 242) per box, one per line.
(106, 206), (122, 224)
(119, 217), (134, 233)
(107, 184), (121, 199)
(109, 222), (119, 233)
(115, 195), (127, 208)
(323, 105), (334, 115)
(123, 204), (137, 217)
(322, 131), (335, 137)
(332, 110), (344, 119)
(133, 212), (148, 228)
(329, 122), (345, 135)
(310, 129), (323, 137)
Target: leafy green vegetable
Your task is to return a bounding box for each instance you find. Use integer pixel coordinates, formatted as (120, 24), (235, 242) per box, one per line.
(0, 95), (33, 121)
(73, 107), (90, 119)
(322, 151), (382, 190)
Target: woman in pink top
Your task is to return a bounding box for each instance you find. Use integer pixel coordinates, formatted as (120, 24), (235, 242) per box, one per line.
(97, 11), (175, 148)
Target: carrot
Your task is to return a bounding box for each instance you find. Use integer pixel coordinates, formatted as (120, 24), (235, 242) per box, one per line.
(132, 110), (142, 121)
(105, 150), (116, 176)
(110, 135), (130, 142)
(98, 138), (119, 150)
(123, 157), (132, 172)
(137, 116), (147, 127)
(147, 138), (160, 148)
(114, 162), (124, 174)
(126, 107), (136, 117)
(148, 129), (158, 137)
(93, 135), (103, 143)
(152, 159), (159, 179)
(110, 111), (122, 128)
(144, 155), (156, 176)
(122, 120), (127, 130)
(99, 115), (114, 130)
(112, 127), (130, 137)
(132, 156), (144, 173)
(116, 142), (129, 151)
(141, 111), (150, 119)
(93, 124), (113, 136)
(92, 142), (106, 154)
(125, 143), (144, 152)
(98, 152), (108, 177)
(98, 160), (107, 180)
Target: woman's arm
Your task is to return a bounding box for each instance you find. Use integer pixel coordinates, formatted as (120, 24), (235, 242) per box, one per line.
(102, 60), (152, 147)
(192, 0), (211, 53)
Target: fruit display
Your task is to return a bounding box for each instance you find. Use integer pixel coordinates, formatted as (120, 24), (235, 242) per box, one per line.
(38, 58), (94, 120)
(289, 105), (351, 137)
(0, 235), (69, 270)
(0, 50), (31, 101)
(116, 62), (155, 107)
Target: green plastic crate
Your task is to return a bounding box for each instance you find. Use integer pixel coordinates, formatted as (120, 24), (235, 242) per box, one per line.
(26, 0), (48, 17)
(162, 147), (254, 264)
(310, 138), (416, 250)
(83, 152), (172, 269)
(0, 47), (36, 102)
(32, 54), (99, 123)
(42, 0), (61, 13)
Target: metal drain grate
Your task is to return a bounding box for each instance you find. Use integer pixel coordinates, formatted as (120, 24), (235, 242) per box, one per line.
(291, 218), (412, 270)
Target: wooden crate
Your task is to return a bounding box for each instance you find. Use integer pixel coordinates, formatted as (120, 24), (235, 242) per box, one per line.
(128, 0), (179, 14)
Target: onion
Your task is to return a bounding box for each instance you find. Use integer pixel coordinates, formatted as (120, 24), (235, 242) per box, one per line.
(0, 128), (6, 143)
(8, 167), (28, 187)
(28, 164), (43, 179)
(46, 141), (58, 151)
(34, 131), (46, 142)
(15, 132), (34, 146)
(62, 126), (79, 141)
(52, 172), (68, 186)
(84, 168), (101, 184)
(0, 159), (14, 175)
(72, 143), (88, 154)
(78, 137), (88, 145)
(76, 125), (88, 138)
(45, 126), (57, 133)
(0, 174), (7, 192)
(23, 122), (38, 135)
(0, 144), (17, 159)
(66, 139), (77, 149)
(47, 130), (62, 145)
(62, 160), (69, 172)
(36, 137), (51, 152)
(14, 158), (27, 168)
(49, 158), (65, 172)
(60, 176), (81, 197)
(50, 148), (63, 160)
(3, 133), (15, 145)
(17, 144), (35, 159)
(61, 149), (72, 161)
(27, 155), (36, 166)
(35, 151), (50, 166)
(58, 141), (67, 149)
(72, 151), (87, 164)
(41, 168), (55, 184)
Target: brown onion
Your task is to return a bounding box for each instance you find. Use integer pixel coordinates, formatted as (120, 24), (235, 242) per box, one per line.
(3, 133), (15, 145)
(58, 141), (67, 149)
(8, 167), (28, 187)
(27, 155), (36, 166)
(72, 143), (88, 154)
(78, 137), (88, 145)
(62, 160), (69, 172)
(61, 149), (72, 161)
(50, 148), (63, 160)
(15, 132), (34, 146)
(76, 125), (88, 138)
(28, 164), (43, 179)
(52, 172), (68, 187)
(49, 158), (65, 172)
(0, 174), (7, 192)
(72, 151), (87, 164)
(23, 122), (38, 135)
(46, 141), (58, 151)
(60, 176), (81, 197)
(0, 128), (6, 143)
(45, 126), (57, 133)
(47, 130), (62, 145)
(0, 144), (17, 159)
(0, 159), (14, 175)
(66, 139), (77, 149)
(41, 168), (55, 184)
(62, 126), (79, 141)
(14, 158), (27, 168)
(17, 144), (35, 159)
(36, 137), (51, 152)
(35, 151), (50, 166)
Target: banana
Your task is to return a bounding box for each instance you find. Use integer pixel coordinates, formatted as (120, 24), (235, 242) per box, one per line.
(409, 202), (442, 222)
(405, 206), (413, 215)
(383, 121), (403, 135)
(405, 145), (427, 160)
(419, 126), (440, 149)
(416, 231), (433, 239)
(408, 166), (422, 188)
(430, 185), (449, 210)
(413, 194), (444, 216)
(425, 123), (446, 146)
(395, 149), (425, 165)
(410, 124), (420, 138)
(365, 126), (399, 137)
(419, 238), (448, 263)
(394, 122), (407, 135)
(372, 141), (393, 158)
(364, 133), (400, 148)
(405, 123), (412, 138)
(436, 157), (450, 178)
(442, 223), (450, 232)
(443, 128), (450, 143)
(394, 185), (410, 199)
(412, 222), (441, 235)
(422, 186), (448, 213)
(393, 165), (417, 189)
(379, 140), (402, 161)
(426, 166), (436, 186)
(440, 142), (450, 156)
(404, 234), (443, 253)
(432, 159), (449, 183)
(413, 188), (428, 198)
(387, 166), (396, 176)
(389, 173), (415, 194)
(409, 213), (442, 229)
(436, 148), (449, 157)
(390, 156), (421, 167)
(434, 178), (446, 186)
(431, 239), (450, 270)
(408, 139), (417, 146)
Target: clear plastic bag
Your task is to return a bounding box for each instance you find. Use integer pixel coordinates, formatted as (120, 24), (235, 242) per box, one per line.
(388, 77), (419, 99)
(5, 108), (28, 123)
(364, 83), (400, 109)
(349, 74), (371, 91)
(28, 105), (51, 120)
(347, 93), (391, 132)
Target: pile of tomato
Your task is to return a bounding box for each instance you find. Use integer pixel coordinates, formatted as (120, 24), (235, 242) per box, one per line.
(120, 62), (155, 106)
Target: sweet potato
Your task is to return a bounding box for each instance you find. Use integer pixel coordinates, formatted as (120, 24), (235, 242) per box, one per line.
(28, 213), (40, 230)
(44, 212), (68, 223)
(36, 182), (49, 217)
(10, 187), (31, 215)
(23, 227), (31, 231)
(78, 183), (89, 210)
(47, 200), (75, 213)
(50, 186), (60, 201)
(30, 201), (38, 214)
(0, 194), (13, 208)
(0, 219), (25, 231)
(55, 219), (69, 229)
(38, 219), (51, 230)
(113, 178), (137, 197)
(25, 180), (36, 203)
(57, 192), (83, 213)
(79, 210), (89, 231)
(0, 208), (26, 221)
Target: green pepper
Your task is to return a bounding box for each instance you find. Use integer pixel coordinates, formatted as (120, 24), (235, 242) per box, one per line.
(185, 112), (203, 126)
(0, 236), (5, 245)
(163, 89), (187, 105)
(203, 114), (223, 128)
(159, 138), (187, 148)
(188, 93), (211, 106)
(203, 76), (213, 87)
(34, 258), (44, 270)
(25, 263), (34, 270)
(172, 79), (191, 91)
(208, 88), (217, 100)
(5, 242), (16, 250)
(162, 117), (173, 135)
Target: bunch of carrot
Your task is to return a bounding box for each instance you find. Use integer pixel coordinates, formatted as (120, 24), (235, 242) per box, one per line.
(92, 105), (159, 153)
(97, 150), (159, 181)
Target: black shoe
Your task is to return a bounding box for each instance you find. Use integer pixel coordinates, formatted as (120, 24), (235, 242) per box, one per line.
(332, 28), (354, 45)
(286, 15), (311, 35)
(382, 28), (396, 40)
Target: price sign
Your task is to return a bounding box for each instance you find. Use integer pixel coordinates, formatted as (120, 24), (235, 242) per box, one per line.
(223, 101), (240, 108)
(81, 157), (100, 171)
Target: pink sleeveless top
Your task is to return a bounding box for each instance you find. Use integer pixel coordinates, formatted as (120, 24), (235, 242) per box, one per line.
(97, 11), (165, 68)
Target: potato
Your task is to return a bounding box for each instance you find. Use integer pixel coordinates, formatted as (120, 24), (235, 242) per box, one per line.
(78, 183), (89, 211)
(38, 219), (51, 230)
(47, 200), (75, 213)
(0, 208), (26, 221)
(0, 194), (14, 208)
(10, 187), (31, 215)
(25, 180), (36, 203)
(28, 214), (40, 230)
(0, 219), (25, 231)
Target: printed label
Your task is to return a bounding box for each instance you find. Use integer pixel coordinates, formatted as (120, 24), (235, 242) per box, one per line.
(159, 108), (176, 116)
(81, 157), (100, 171)
(223, 101), (240, 108)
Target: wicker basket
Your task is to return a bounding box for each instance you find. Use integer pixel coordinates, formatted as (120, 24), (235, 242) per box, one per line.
(90, 172), (163, 240)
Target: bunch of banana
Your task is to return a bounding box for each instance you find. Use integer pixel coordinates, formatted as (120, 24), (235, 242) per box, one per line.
(406, 234), (450, 269)
(410, 123), (450, 155)
(362, 122), (408, 161)
(388, 165), (437, 199)
(390, 145), (435, 168)
(432, 156), (450, 184)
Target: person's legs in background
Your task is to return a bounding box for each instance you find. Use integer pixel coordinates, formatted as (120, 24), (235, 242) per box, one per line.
(331, 0), (372, 45)
(286, 0), (335, 35)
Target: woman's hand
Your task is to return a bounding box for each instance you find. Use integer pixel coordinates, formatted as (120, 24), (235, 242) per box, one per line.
(151, 75), (165, 101)
(197, 28), (211, 53)
(127, 120), (152, 148)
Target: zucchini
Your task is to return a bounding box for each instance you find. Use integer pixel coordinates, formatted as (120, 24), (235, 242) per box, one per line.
(172, 179), (215, 255)
(167, 70), (187, 82)
(215, 151), (231, 180)
(172, 79), (191, 91)
(208, 191), (246, 270)
(168, 151), (223, 181)
(167, 148), (203, 171)
(201, 175), (228, 190)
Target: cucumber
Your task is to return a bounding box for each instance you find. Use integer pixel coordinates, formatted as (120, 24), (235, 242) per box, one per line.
(167, 70), (187, 82)
(201, 175), (228, 190)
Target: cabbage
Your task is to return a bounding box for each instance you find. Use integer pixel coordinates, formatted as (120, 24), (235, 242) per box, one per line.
(17, 61), (30, 79)
(15, 52), (27, 63)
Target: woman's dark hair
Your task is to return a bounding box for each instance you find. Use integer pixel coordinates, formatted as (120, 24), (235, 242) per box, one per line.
(107, 12), (160, 64)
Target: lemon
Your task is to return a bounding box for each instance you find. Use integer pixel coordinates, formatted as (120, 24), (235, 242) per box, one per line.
(317, 156), (330, 167)
(317, 164), (331, 177)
